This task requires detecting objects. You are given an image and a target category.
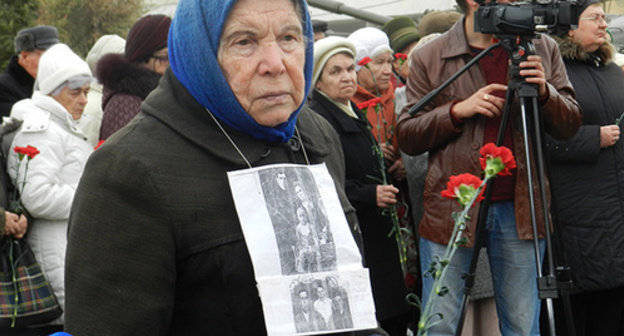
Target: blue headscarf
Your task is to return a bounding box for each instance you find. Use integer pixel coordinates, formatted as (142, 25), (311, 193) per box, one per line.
(168, 0), (314, 143)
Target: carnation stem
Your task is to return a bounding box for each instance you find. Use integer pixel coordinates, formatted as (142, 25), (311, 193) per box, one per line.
(417, 177), (491, 336)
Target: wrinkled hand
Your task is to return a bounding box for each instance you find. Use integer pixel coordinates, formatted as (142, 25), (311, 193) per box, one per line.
(451, 83), (508, 120)
(376, 184), (399, 208)
(388, 158), (406, 182)
(519, 55), (547, 98)
(3, 212), (27, 238)
(600, 125), (620, 148)
(380, 143), (397, 162)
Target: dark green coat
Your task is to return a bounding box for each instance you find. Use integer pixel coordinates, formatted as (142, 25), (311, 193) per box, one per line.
(65, 69), (362, 336)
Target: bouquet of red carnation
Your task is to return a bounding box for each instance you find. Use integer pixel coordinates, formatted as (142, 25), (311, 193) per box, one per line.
(10, 145), (40, 215)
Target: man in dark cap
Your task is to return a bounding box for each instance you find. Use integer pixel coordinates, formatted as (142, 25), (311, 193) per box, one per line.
(0, 25), (59, 118)
(312, 19), (329, 41)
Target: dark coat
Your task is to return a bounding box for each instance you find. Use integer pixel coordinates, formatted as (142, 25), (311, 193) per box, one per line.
(96, 53), (161, 140)
(64, 69), (363, 336)
(308, 89), (409, 321)
(546, 38), (624, 292)
(0, 56), (34, 118)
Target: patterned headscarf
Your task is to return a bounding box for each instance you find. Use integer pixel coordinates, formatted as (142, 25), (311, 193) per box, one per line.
(168, 0), (314, 143)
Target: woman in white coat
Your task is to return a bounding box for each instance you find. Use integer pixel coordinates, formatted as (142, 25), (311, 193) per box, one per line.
(7, 43), (93, 330)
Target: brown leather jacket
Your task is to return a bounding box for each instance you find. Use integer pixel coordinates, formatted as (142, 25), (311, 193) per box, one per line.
(397, 19), (582, 246)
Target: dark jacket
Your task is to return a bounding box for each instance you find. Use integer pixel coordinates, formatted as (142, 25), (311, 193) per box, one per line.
(397, 19), (582, 246)
(96, 53), (161, 140)
(64, 69), (362, 336)
(546, 38), (624, 292)
(0, 56), (34, 118)
(308, 89), (409, 321)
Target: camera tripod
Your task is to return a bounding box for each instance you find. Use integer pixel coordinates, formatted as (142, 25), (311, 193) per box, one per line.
(408, 34), (576, 336)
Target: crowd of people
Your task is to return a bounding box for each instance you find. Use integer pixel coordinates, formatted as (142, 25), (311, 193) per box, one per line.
(0, 0), (623, 335)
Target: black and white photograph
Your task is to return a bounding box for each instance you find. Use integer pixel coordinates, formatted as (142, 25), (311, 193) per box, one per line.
(290, 275), (354, 333)
(259, 166), (337, 275)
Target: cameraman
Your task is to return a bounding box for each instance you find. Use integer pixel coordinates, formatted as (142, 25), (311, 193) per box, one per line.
(397, 0), (581, 335)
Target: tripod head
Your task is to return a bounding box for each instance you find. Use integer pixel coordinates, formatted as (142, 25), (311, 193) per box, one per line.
(497, 34), (540, 99)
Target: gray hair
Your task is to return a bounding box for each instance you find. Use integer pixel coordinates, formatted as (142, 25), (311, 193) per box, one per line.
(50, 75), (92, 97)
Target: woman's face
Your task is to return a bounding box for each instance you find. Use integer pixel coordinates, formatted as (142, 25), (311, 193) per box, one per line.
(145, 47), (169, 75)
(568, 4), (608, 53)
(357, 51), (393, 93)
(53, 83), (90, 120)
(315, 53), (357, 105)
(218, 0), (306, 127)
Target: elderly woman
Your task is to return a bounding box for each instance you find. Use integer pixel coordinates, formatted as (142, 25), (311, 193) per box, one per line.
(348, 27), (405, 182)
(64, 1), (383, 335)
(307, 36), (409, 335)
(6, 43), (93, 331)
(96, 14), (171, 140)
(548, 1), (624, 335)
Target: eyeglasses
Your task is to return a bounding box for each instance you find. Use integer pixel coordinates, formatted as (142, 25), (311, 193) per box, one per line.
(579, 14), (610, 24)
(151, 55), (169, 64)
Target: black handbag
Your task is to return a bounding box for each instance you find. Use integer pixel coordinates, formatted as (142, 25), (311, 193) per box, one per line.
(0, 236), (62, 328)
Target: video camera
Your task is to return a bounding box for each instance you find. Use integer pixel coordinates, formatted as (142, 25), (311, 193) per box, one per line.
(474, 0), (580, 37)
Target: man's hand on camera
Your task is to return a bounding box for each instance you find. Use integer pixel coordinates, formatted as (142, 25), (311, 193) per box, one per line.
(451, 83), (508, 120)
(519, 55), (547, 98)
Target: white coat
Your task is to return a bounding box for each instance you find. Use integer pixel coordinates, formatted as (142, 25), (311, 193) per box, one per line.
(7, 91), (93, 324)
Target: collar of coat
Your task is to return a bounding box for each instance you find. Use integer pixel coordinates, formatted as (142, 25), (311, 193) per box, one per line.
(7, 55), (35, 87)
(141, 69), (335, 167)
(352, 82), (394, 106)
(554, 35), (615, 66)
(310, 89), (368, 133)
(96, 53), (161, 100)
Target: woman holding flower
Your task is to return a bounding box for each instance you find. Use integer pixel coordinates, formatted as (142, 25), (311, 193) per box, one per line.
(548, 1), (624, 334)
(307, 36), (409, 335)
(348, 27), (406, 183)
(5, 43), (93, 330)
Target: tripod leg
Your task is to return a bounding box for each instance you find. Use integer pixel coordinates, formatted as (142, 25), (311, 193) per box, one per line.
(519, 96), (558, 336)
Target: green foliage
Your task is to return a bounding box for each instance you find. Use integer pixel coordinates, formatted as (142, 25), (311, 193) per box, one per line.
(0, 0), (39, 69)
(37, 0), (145, 58)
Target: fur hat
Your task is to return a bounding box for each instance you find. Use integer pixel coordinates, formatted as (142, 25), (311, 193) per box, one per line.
(125, 15), (171, 63)
(14, 25), (59, 53)
(347, 27), (393, 72)
(313, 36), (356, 85)
(382, 16), (420, 54)
(86, 35), (126, 73)
(418, 10), (461, 37)
(37, 43), (92, 95)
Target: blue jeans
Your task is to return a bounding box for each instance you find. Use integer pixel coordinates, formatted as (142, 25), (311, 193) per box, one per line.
(420, 201), (545, 336)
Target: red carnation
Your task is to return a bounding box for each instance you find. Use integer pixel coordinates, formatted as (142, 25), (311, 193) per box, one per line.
(440, 173), (485, 207)
(24, 145), (40, 159)
(356, 101), (370, 110)
(94, 140), (106, 150)
(479, 143), (516, 177)
(395, 53), (408, 60)
(14, 145), (40, 160)
(358, 57), (372, 67)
